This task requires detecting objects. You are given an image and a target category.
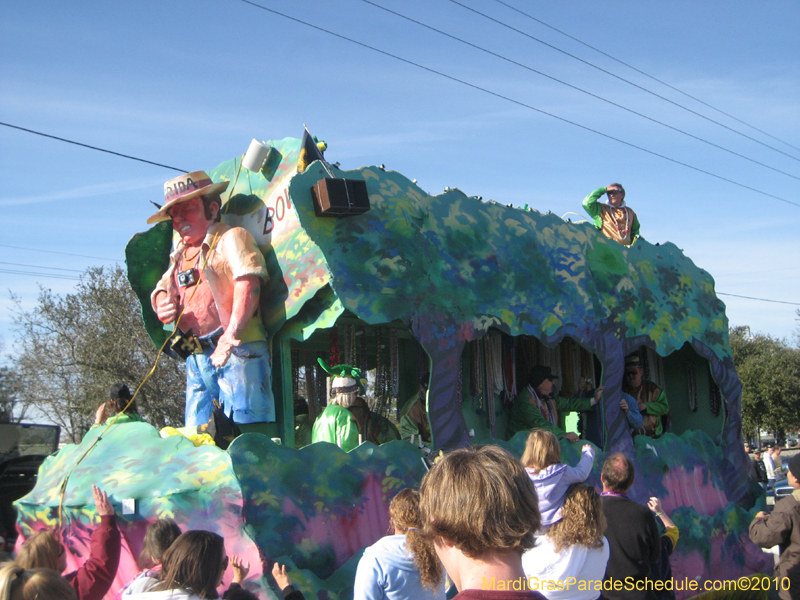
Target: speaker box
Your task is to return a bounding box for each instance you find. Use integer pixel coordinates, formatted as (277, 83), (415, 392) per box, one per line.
(311, 178), (370, 217)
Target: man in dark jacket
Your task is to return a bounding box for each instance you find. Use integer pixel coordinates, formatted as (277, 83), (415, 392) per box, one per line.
(600, 453), (660, 600)
(749, 454), (800, 600)
(753, 450), (769, 489)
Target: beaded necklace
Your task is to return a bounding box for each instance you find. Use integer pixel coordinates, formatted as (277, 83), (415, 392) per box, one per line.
(600, 490), (628, 498)
(529, 385), (556, 426)
(608, 205), (630, 240)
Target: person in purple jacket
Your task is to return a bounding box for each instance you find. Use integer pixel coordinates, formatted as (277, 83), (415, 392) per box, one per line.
(521, 429), (595, 532)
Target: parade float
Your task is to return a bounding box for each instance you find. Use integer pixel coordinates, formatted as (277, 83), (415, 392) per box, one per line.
(15, 132), (771, 599)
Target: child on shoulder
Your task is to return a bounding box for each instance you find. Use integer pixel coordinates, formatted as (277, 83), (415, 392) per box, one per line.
(521, 429), (595, 531)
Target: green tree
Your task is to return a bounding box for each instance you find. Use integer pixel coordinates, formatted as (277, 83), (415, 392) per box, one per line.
(11, 265), (185, 442)
(795, 308), (800, 348)
(0, 365), (25, 423)
(730, 326), (800, 443)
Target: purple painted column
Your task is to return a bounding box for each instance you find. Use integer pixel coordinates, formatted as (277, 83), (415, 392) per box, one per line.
(412, 313), (471, 450)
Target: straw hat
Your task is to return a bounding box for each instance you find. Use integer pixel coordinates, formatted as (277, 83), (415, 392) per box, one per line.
(146, 170), (229, 224)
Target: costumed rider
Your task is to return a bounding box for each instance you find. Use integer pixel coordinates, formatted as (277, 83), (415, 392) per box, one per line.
(619, 391), (643, 434)
(311, 360), (365, 452)
(507, 365), (604, 442)
(148, 171), (274, 427)
(93, 383), (145, 427)
(582, 183), (640, 245)
(623, 354), (670, 438)
(399, 372), (432, 449)
(348, 397), (401, 447)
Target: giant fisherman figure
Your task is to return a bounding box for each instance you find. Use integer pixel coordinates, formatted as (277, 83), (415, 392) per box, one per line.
(148, 171), (275, 426)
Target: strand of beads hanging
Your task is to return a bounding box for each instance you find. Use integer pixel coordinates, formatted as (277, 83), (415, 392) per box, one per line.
(390, 328), (399, 398)
(709, 376), (722, 416)
(457, 350), (463, 406)
(292, 348), (300, 400)
(486, 337), (496, 437)
(329, 325), (340, 367)
(687, 360), (697, 412)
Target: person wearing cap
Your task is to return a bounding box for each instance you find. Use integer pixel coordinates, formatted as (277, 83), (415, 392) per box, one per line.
(507, 365), (603, 442)
(749, 454), (800, 600)
(148, 171), (273, 427)
(399, 372), (432, 448)
(623, 355), (670, 438)
(582, 183), (641, 246)
(752, 449), (769, 489)
(93, 383), (145, 426)
(311, 361), (363, 452)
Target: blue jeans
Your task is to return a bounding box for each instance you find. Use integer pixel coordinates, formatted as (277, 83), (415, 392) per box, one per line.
(185, 340), (275, 426)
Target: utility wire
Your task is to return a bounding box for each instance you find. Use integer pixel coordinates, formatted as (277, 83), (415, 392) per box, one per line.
(0, 268), (81, 281)
(238, 0), (800, 208)
(0, 244), (120, 262)
(0, 261), (85, 273)
(0, 121), (187, 173)
(448, 0), (800, 165)
(717, 292), (800, 307)
(363, 0), (800, 182)
(493, 0), (800, 155)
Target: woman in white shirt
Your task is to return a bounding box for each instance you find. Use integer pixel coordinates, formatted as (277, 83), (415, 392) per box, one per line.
(522, 484), (609, 600)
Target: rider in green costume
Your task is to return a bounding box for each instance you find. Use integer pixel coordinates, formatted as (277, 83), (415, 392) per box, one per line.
(582, 184), (640, 246)
(311, 361), (364, 452)
(507, 366), (603, 441)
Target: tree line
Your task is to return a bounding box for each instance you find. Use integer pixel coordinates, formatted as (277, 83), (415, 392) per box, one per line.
(730, 323), (800, 444)
(3, 266), (185, 442)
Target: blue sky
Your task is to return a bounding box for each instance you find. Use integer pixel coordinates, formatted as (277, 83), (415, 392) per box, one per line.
(1, 0), (799, 360)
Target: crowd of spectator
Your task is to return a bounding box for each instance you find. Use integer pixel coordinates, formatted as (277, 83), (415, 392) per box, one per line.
(9, 378), (763, 600)
(3, 421), (691, 600)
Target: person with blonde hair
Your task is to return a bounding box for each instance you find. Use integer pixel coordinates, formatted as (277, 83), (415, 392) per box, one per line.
(521, 430), (595, 531)
(0, 562), (77, 600)
(415, 445), (546, 599)
(354, 488), (445, 600)
(15, 486), (120, 600)
(522, 484), (609, 600)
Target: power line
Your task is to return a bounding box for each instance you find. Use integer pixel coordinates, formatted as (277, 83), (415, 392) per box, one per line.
(237, 0), (800, 208)
(0, 261), (85, 273)
(492, 0), (800, 156)
(448, 0), (800, 165)
(0, 268), (81, 281)
(0, 244), (120, 262)
(0, 121), (187, 173)
(362, 0), (800, 183)
(717, 293), (800, 307)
